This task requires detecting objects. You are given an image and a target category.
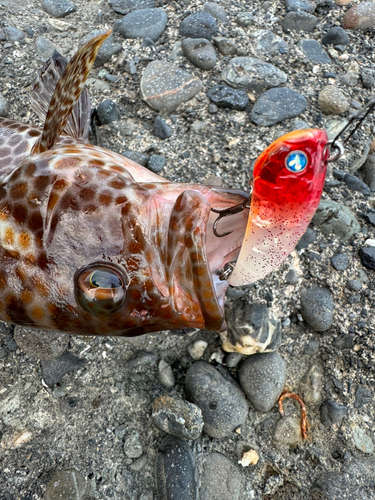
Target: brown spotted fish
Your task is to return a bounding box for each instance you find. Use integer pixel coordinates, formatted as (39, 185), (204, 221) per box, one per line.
(0, 30), (251, 337)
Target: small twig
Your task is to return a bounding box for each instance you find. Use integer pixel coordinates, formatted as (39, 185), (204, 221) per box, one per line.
(278, 391), (308, 440)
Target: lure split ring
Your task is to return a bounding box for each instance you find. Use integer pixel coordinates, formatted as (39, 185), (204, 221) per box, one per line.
(325, 139), (344, 163)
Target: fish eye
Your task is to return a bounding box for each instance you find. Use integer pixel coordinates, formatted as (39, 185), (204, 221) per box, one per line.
(74, 262), (127, 316)
(285, 150), (308, 173)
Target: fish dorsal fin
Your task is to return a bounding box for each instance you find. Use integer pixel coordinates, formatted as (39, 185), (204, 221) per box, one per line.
(32, 29), (112, 154)
(31, 51), (91, 141)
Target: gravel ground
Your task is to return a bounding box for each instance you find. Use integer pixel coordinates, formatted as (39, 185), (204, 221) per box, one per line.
(1, 0), (375, 499)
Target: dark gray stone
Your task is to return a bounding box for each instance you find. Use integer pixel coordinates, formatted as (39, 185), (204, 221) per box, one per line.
(322, 27), (349, 45)
(331, 253), (349, 271)
(124, 350), (157, 369)
(360, 154), (375, 191)
(207, 85), (249, 110)
(122, 150), (149, 166)
(152, 395), (203, 440)
(250, 88), (308, 126)
(96, 100), (120, 125)
(239, 352), (286, 412)
(114, 8), (167, 41)
(185, 362), (249, 438)
(181, 38), (217, 70)
(109, 0), (155, 15)
(156, 436), (197, 500)
(320, 400), (347, 426)
(304, 338), (320, 355)
(124, 430), (143, 458)
(286, 0), (316, 12)
(255, 30), (288, 55)
(42, 0), (76, 18)
(41, 352), (85, 386)
(347, 278), (362, 291)
(296, 227), (317, 250)
(79, 31), (122, 66)
(221, 57), (287, 92)
(4, 27), (24, 42)
(300, 287), (333, 331)
(200, 453), (243, 500)
(282, 11), (318, 32)
(179, 12), (218, 40)
(225, 300), (281, 354)
(312, 199), (360, 240)
(343, 174), (371, 195)
(140, 60), (203, 113)
(35, 37), (62, 62)
(148, 154), (165, 173)
(0, 94), (8, 118)
(285, 269), (299, 285)
(235, 12), (255, 27)
(361, 72), (374, 89)
(359, 247), (375, 270)
(299, 39), (331, 63)
(153, 116), (172, 139)
(203, 2), (228, 23)
(213, 37), (238, 56)
(354, 385), (373, 408)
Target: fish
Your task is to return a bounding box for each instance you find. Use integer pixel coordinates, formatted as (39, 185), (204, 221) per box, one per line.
(0, 29), (330, 345)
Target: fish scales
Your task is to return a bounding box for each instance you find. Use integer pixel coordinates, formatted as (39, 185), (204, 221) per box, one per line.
(0, 29), (331, 351)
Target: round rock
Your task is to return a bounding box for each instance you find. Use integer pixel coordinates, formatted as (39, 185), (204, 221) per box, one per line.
(109, 0), (156, 15)
(300, 287), (333, 332)
(322, 26), (349, 45)
(0, 94), (8, 117)
(156, 436), (197, 500)
(239, 352), (286, 412)
(359, 247), (375, 270)
(320, 400), (347, 426)
(148, 154), (165, 173)
(250, 88), (308, 126)
(312, 199), (360, 240)
(96, 100), (120, 125)
(207, 85), (249, 110)
(124, 430), (143, 458)
(273, 416), (302, 448)
(140, 60), (203, 113)
(4, 27), (25, 42)
(343, 2), (375, 30)
(185, 361), (249, 438)
(331, 253), (349, 270)
(318, 85), (349, 114)
(122, 149), (149, 167)
(282, 11), (318, 32)
(179, 12), (218, 40)
(114, 8), (167, 41)
(42, 0), (76, 18)
(200, 453), (243, 500)
(152, 395), (203, 440)
(45, 470), (86, 500)
(213, 37), (238, 56)
(286, 0), (316, 13)
(181, 38), (216, 70)
(352, 425), (374, 454)
(221, 57), (287, 92)
(203, 2), (228, 23)
(235, 12), (255, 27)
(153, 116), (172, 139)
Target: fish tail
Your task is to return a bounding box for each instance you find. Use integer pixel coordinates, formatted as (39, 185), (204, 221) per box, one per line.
(32, 29), (112, 154)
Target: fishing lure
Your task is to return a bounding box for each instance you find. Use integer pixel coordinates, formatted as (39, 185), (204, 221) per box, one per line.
(0, 29), (366, 347)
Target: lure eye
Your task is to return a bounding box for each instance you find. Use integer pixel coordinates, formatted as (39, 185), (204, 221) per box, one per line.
(285, 150), (308, 173)
(74, 262), (127, 316)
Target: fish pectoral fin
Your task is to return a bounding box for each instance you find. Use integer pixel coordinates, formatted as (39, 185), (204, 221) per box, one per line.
(32, 29), (111, 154)
(167, 190), (224, 331)
(31, 51), (91, 141)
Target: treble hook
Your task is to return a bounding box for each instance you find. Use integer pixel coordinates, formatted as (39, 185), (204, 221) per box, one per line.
(211, 195), (251, 237)
(326, 95), (375, 162)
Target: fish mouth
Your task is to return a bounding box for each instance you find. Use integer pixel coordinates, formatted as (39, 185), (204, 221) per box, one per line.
(166, 187), (249, 332)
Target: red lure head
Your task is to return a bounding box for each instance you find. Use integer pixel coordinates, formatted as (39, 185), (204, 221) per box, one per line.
(253, 129), (329, 208)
